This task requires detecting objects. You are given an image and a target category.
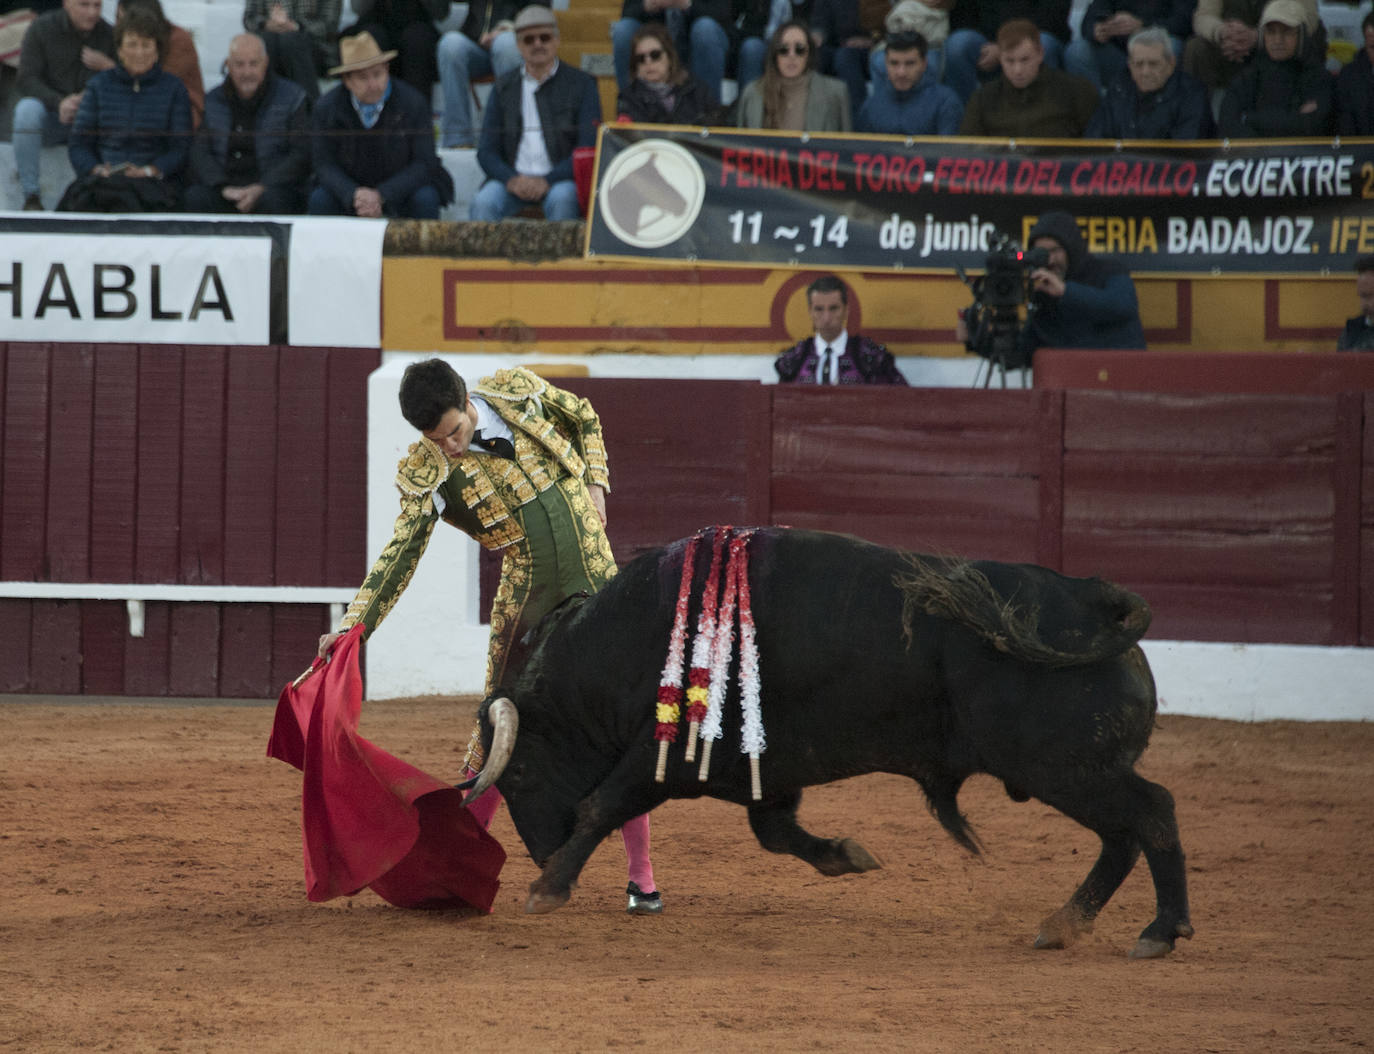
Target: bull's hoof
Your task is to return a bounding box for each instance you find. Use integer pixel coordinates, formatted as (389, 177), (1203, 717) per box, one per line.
(1128, 919), (1194, 959)
(814, 838), (883, 876)
(524, 887), (572, 914)
(1033, 906), (1092, 950)
(841, 838), (882, 873)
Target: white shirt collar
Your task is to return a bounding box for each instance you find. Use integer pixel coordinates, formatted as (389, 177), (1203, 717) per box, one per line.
(815, 329), (848, 384)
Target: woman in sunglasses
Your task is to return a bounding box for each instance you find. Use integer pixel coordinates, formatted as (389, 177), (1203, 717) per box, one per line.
(737, 20), (850, 131)
(617, 24), (720, 125)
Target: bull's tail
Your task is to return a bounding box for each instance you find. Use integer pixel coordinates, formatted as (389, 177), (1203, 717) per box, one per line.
(895, 555), (1150, 668)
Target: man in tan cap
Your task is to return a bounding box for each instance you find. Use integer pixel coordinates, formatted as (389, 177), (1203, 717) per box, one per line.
(1218, 0), (1332, 136)
(1183, 0), (1325, 91)
(470, 5), (602, 221)
(307, 30), (454, 217)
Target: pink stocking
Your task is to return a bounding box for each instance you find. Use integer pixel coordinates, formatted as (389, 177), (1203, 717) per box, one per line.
(620, 812), (656, 892)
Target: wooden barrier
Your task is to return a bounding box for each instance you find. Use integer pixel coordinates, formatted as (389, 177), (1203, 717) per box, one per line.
(1, 346), (1367, 696)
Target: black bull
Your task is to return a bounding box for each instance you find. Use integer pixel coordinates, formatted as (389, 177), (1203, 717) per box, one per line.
(467, 527), (1194, 959)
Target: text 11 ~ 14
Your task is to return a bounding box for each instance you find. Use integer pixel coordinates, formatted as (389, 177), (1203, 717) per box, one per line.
(727, 210), (850, 250)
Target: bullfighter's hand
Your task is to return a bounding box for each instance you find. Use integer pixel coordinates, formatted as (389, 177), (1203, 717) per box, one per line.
(317, 631), (343, 658)
(1030, 267), (1065, 298)
(587, 484), (607, 526)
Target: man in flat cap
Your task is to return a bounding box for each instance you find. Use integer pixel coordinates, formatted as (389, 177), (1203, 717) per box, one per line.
(470, 5), (601, 221)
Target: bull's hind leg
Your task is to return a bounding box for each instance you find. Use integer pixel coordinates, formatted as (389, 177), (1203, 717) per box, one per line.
(748, 790), (882, 876)
(1034, 770), (1193, 958)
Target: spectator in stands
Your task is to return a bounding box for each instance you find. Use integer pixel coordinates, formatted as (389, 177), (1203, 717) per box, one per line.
(185, 34), (310, 214)
(1219, 0), (1331, 137)
(1337, 255), (1374, 351)
(613, 0), (733, 106)
(1334, 11), (1374, 136)
(1064, 0), (1193, 91)
(58, 4), (190, 211)
(471, 6), (600, 221)
(1018, 210), (1145, 361)
(866, 0), (952, 92)
(618, 22), (721, 123)
(1085, 25), (1214, 138)
(436, 0), (520, 148)
(733, 0), (791, 97)
(243, 0), (342, 105)
(116, 0), (203, 127)
(12, 0), (114, 210)
(958, 18), (1098, 137)
(308, 31), (454, 217)
(809, 0), (888, 127)
(943, 0), (1072, 103)
(737, 20), (851, 130)
(1183, 0), (1325, 92)
(775, 274), (908, 384)
(342, 0), (446, 98)
(856, 29), (962, 133)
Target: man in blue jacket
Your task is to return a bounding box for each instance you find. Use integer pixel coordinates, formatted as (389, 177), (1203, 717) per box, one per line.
(308, 31), (453, 218)
(471, 6), (600, 222)
(857, 31), (963, 135)
(1085, 26), (1214, 139)
(1017, 210), (1146, 362)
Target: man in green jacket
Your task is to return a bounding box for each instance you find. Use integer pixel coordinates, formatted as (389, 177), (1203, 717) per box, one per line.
(958, 18), (1099, 138)
(318, 359), (664, 915)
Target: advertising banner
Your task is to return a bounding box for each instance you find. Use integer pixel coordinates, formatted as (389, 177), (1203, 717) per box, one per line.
(0, 215), (385, 347)
(586, 127), (1374, 276)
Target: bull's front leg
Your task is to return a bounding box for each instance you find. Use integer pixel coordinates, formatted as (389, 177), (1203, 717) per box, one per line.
(524, 757), (667, 915)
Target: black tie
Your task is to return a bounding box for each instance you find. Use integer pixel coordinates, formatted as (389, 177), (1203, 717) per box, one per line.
(472, 430), (516, 460)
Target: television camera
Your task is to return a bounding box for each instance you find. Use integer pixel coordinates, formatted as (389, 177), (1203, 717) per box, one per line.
(957, 233), (1051, 383)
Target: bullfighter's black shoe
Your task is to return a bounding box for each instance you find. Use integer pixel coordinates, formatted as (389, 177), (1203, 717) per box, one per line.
(626, 882), (663, 915)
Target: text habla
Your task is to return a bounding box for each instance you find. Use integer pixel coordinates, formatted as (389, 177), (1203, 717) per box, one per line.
(0, 262), (234, 320)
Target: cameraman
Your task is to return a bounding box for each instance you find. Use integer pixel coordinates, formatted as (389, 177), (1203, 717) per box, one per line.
(1013, 210), (1145, 363)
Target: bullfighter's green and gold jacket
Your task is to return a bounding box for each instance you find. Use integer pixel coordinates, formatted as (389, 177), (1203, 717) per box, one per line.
(337, 367), (614, 657)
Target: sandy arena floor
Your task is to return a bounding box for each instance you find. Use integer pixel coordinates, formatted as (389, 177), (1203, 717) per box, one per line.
(2, 697), (1371, 1052)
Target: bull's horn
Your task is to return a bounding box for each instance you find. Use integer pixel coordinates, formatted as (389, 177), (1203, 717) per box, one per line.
(466, 697), (518, 804)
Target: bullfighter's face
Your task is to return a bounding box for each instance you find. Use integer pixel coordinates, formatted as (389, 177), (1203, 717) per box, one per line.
(808, 289), (848, 344)
(423, 401), (478, 460)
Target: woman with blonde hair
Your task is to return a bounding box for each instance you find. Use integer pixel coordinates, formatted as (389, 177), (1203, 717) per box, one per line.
(737, 20), (850, 132)
(617, 22), (720, 125)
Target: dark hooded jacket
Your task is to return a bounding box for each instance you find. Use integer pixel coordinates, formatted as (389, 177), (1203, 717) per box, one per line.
(1085, 66), (1215, 139)
(1334, 47), (1374, 137)
(1219, 36), (1332, 137)
(1018, 210), (1146, 363)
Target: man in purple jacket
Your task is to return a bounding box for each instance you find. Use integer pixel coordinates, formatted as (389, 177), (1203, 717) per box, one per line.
(775, 274), (909, 385)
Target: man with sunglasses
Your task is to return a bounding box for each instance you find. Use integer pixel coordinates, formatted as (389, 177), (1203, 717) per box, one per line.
(471, 5), (601, 221)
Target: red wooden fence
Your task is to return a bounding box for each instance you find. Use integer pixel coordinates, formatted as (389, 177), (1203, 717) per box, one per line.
(1, 348), (1368, 697)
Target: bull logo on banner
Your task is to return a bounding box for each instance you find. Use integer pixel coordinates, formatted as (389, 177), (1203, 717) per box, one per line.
(596, 139), (705, 249)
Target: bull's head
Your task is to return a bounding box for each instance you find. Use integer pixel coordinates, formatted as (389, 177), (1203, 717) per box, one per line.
(463, 694), (614, 870)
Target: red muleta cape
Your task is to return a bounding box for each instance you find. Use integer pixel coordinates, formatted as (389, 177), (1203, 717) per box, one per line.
(267, 625), (505, 911)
